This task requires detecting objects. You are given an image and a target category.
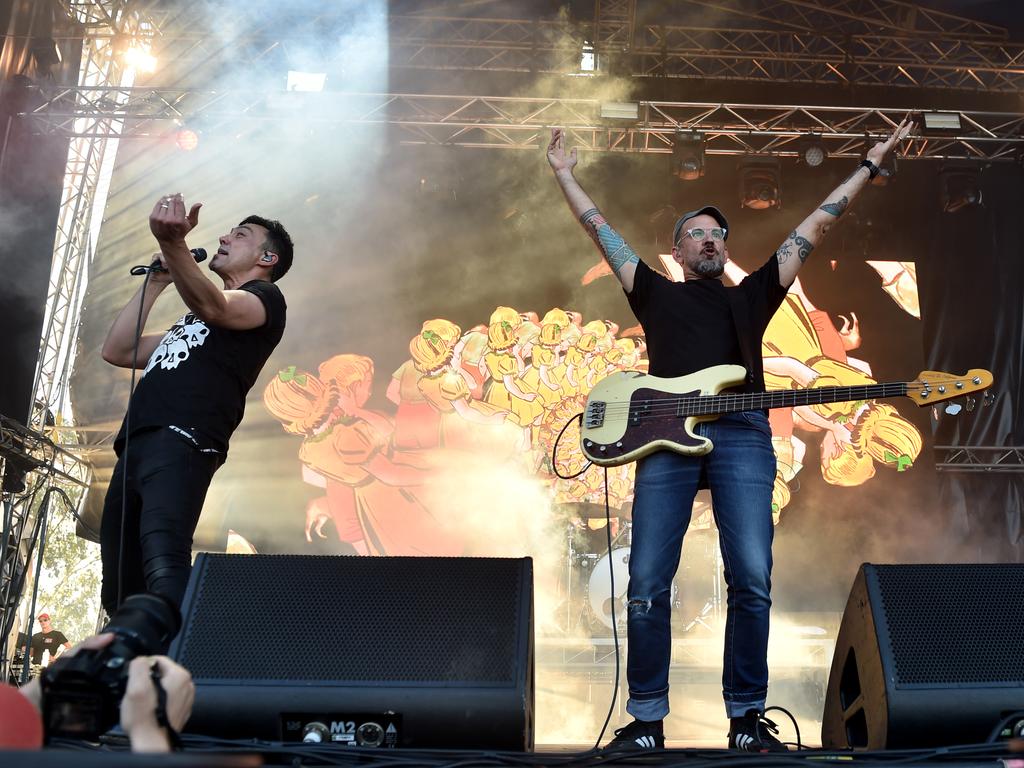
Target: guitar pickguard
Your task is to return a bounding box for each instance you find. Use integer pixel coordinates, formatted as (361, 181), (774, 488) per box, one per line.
(581, 386), (712, 466)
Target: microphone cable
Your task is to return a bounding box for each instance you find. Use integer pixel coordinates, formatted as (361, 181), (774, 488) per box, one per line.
(115, 268), (156, 610)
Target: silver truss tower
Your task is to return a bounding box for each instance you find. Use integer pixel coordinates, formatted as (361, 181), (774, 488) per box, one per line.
(1, 0), (154, 677)
(30, 0), (153, 433)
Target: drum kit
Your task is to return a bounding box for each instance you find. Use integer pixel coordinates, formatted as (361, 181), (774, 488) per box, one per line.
(559, 492), (725, 635)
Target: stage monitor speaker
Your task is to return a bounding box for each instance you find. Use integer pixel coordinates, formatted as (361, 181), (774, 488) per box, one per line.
(822, 563), (1024, 750)
(169, 554), (534, 749)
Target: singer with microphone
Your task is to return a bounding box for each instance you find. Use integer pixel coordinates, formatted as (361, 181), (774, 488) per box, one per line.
(98, 193), (292, 617)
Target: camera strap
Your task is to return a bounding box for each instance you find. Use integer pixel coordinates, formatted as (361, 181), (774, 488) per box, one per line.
(149, 661), (183, 750)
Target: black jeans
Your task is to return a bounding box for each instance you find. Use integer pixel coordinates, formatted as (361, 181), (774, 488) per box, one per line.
(100, 427), (222, 616)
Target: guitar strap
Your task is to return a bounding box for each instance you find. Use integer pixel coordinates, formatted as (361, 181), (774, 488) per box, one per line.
(726, 285), (758, 391)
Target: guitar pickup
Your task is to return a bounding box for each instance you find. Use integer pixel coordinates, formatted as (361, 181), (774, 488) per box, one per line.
(585, 401), (606, 428)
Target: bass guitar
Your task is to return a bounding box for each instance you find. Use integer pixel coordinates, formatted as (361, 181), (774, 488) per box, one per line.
(581, 364), (992, 467)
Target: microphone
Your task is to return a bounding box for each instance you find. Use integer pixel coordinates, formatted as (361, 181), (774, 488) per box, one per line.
(129, 248), (207, 276)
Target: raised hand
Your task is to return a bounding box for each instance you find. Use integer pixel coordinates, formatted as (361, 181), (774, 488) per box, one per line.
(546, 127), (577, 174)
(866, 116), (913, 166)
(149, 193), (202, 245)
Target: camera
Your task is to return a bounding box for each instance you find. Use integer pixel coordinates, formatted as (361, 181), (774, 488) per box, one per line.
(40, 593), (181, 740)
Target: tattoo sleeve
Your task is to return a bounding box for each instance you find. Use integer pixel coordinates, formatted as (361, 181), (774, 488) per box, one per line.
(819, 195), (849, 217)
(775, 230), (814, 266)
(579, 207), (640, 276)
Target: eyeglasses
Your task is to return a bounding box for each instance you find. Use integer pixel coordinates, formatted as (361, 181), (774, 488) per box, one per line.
(681, 227), (727, 242)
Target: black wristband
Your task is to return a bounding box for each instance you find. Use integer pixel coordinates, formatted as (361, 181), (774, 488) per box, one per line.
(859, 159), (880, 180)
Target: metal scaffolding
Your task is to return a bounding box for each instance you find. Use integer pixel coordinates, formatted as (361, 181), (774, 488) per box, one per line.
(935, 446), (1024, 473)
(388, 12), (1024, 93)
(0, 416), (90, 680)
(20, 89), (1024, 161)
(31, 0), (153, 433)
(81, 1), (1024, 94)
(2, 0), (156, 675)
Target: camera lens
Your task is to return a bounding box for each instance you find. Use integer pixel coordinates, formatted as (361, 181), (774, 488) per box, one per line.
(103, 593), (181, 655)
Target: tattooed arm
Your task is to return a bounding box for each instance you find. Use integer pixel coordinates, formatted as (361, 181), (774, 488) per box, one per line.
(775, 117), (912, 288)
(546, 127), (640, 292)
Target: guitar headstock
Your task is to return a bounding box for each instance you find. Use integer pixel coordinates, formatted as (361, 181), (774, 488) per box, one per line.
(907, 369), (993, 406)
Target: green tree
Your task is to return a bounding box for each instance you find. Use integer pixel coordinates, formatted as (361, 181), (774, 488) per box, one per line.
(32, 505), (103, 646)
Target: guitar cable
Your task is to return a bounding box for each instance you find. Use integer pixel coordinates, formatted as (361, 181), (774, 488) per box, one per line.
(550, 414), (622, 751)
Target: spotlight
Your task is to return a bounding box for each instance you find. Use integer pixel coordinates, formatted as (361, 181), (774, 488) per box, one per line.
(600, 101), (638, 121)
(921, 112), (962, 132)
(124, 45), (157, 74)
(672, 129), (705, 181)
(739, 157), (781, 210)
(799, 135), (827, 167)
(175, 128), (199, 152)
(580, 40), (597, 72)
(939, 165), (982, 213)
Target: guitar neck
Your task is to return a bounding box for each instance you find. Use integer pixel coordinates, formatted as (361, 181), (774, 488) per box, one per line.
(694, 382), (909, 415)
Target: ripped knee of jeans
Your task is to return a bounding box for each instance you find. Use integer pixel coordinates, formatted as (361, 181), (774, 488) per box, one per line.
(628, 596), (653, 615)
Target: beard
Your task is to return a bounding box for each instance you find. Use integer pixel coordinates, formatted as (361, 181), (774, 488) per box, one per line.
(692, 257), (725, 279)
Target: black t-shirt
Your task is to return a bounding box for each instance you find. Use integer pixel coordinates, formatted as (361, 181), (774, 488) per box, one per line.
(625, 256), (788, 393)
(116, 280), (287, 453)
(30, 630), (68, 664)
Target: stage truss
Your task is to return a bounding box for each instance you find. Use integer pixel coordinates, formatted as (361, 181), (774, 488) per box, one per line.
(935, 445), (1024, 473)
(2, 0), (155, 673)
(137, 1), (1024, 94)
(387, 6), (1024, 93)
(0, 416), (90, 679)
(20, 90), (1024, 161)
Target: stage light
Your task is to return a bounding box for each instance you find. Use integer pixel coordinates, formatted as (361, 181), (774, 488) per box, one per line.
(799, 135), (827, 167)
(599, 101), (638, 120)
(939, 164), (982, 212)
(124, 45), (157, 74)
(580, 41), (597, 72)
(175, 128), (199, 152)
(922, 112), (962, 132)
(672, 129), (705, 181)
(739, 157), (781, 210)
(286, 70), (327, 92)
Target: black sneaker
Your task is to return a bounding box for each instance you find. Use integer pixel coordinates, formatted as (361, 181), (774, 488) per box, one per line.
(728, 709), (788, 752)
(604, 718), (665, 751)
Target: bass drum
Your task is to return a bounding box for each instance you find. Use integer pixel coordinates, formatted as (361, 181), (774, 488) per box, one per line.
(587, 547), (678, 631)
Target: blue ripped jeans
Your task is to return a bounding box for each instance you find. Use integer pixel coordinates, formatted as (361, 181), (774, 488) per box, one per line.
(625, 410), (777, 721)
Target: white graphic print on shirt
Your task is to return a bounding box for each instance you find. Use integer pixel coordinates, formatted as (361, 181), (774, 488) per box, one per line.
(145, 314), (210, 373)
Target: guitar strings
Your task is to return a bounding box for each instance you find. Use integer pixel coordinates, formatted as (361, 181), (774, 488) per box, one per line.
(588, 377), (979, 420)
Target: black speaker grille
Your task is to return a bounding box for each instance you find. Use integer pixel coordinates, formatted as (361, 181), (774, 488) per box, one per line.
(873, 564), (1024, 686)
(175, 555), (527, 684)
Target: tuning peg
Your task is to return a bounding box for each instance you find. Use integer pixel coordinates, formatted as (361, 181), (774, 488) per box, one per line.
(983, 392), (996, 406)
(944, 402), (962, 416)
(965, 395), (976, 413)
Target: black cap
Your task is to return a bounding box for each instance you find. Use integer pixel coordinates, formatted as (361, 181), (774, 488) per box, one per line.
(672, 205), (729, 244)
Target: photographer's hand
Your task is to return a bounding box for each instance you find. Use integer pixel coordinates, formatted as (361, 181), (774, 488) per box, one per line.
(120, 656), (194, 753)
(19, 633), (114, 712)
